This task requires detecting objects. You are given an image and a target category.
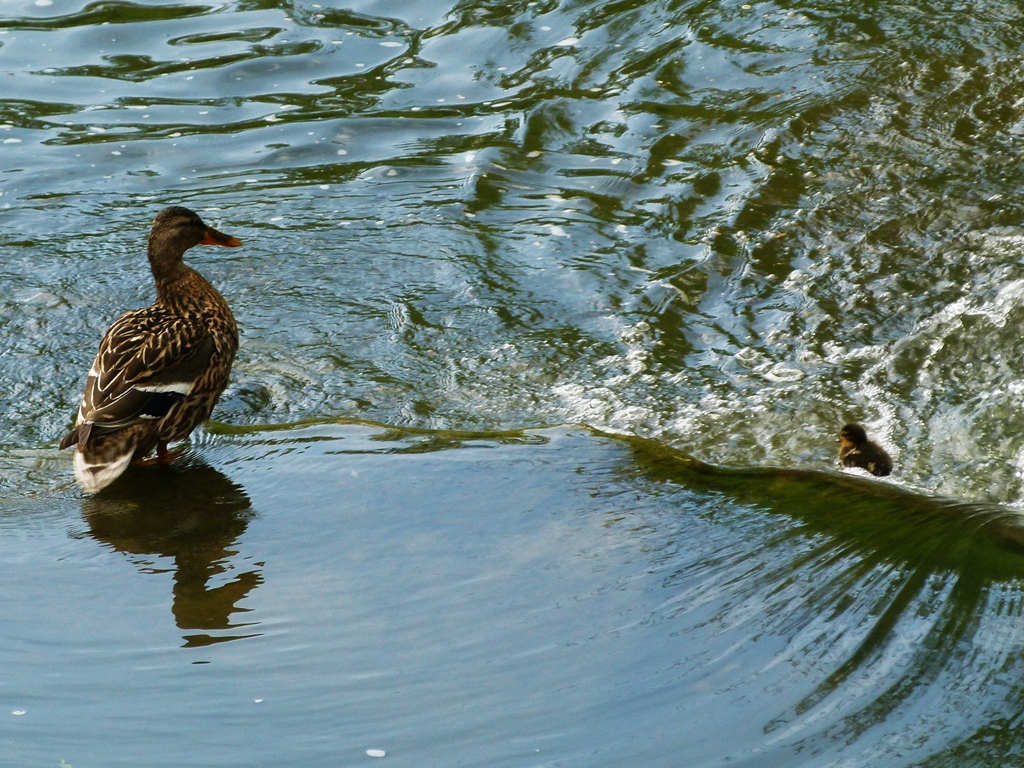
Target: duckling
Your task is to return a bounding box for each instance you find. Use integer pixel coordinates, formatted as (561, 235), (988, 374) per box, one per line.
(59, 206), (242, 493)
(837, 423), (892, 477)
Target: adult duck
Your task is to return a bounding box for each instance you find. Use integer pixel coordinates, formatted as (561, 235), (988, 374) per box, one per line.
(59, 206), (243, 493)
(837, 423), (893, 477)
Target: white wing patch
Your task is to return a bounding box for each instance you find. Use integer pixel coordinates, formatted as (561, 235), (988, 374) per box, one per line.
(135, 382), (195, 395)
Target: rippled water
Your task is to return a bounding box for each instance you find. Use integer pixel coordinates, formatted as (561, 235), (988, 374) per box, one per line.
(6, 0), (1024, 763)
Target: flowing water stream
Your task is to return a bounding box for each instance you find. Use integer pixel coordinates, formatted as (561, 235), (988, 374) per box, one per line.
(4, 0), (1024, 764)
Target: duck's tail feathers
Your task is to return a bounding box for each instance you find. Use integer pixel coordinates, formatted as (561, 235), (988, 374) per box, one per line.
(72, 428), (138, 494)
(58, 429), (77, 451)
(74, 450), (133, 494)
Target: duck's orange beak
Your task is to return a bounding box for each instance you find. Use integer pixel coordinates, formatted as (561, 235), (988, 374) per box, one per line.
(201, 225), (242, 247)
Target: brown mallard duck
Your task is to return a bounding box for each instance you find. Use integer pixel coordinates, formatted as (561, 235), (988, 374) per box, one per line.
(837, 423), (893, 477)
(59, 206), (242, 493)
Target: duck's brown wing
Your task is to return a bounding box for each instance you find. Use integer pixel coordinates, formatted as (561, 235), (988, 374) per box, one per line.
(60, 307), (216, 448)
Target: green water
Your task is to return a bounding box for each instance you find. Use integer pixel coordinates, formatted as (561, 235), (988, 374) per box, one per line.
(5, 0), (1024, 764)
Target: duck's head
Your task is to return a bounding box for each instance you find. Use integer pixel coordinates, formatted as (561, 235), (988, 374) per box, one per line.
(838, 423), (868, 450)
(148, 206), (242, 275)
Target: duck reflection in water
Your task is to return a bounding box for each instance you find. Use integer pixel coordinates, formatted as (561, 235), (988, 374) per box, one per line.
(77, 456), (262, 648)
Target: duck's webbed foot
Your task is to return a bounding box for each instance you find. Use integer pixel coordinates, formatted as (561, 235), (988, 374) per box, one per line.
(134, 441), (184, 466)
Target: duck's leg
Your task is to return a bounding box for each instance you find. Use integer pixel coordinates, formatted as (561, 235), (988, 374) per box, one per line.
(134, 441), (184, 466)
(156, 441), (186, 463)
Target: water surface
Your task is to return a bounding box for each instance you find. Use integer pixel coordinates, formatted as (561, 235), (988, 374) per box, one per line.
(5, 0), (1024, 764)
